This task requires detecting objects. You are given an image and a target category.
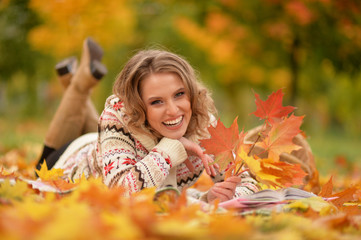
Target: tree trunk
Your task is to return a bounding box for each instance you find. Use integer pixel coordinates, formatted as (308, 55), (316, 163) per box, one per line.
(289, 37), (300, 106)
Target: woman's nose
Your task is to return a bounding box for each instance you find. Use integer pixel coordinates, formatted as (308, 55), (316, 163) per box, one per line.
(166, 101), (178, 115)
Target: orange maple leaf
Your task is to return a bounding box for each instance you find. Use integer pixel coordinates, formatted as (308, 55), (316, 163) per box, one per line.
(77, 178), (125, 210)
(200, 117), (241, 172)
(251, 89), (295, 125)
(237, 148), (306, 188)
(256, 114), (303, 161)
(260, 158), (307, 187)
(318, 176), (334, 198)
(43, 179), (78, 193)
(330, 187), (359, 209)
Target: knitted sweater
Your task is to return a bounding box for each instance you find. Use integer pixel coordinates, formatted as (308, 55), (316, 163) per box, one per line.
(54, 95), (259, 198)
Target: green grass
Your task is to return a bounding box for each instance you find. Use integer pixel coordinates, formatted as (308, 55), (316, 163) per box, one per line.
(0, 117), (47, 164)
(308, 130), (361, 176)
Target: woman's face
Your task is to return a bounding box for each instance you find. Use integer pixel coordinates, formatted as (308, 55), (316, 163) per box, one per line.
(140, 72), (192, 139)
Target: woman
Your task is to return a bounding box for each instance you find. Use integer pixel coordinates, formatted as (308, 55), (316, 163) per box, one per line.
(36, 37), (259, 202)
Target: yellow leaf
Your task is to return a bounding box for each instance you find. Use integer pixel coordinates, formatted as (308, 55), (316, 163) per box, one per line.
(0, 179), (29, 202)
(154, 219), (207, 239)
(284, 197), (334, 213)
(101, 212), (143, 239)
(12, 197), (53, 221)
(284, 200), (309, 212)
(39, 201), (96, 239)
(238, 148), (279, 186)
(35, 161), (64, 181)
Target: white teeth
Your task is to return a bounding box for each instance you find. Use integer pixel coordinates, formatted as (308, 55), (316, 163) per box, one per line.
(163, 116), (183, 126)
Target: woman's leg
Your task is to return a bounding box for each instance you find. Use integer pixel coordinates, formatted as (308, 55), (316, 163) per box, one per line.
(56, 56), (100, 134)
(36, 37), (107, 171)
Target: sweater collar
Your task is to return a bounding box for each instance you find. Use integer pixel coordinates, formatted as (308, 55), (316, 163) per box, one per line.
(131, 126), (158, 152)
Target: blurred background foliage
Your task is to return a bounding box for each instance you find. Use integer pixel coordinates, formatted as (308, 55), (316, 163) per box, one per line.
(0, 0), (360, 172)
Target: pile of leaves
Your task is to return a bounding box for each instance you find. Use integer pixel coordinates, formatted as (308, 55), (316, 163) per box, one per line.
(201, 89), (310, 188)
(1, 89), (361, 239)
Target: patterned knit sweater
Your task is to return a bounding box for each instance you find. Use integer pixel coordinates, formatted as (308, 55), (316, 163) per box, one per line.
(54, 95), (259, 199)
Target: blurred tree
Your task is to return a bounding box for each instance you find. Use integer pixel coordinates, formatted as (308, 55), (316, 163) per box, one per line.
(170, 0), (361, 132)
(174, 0), (361, 99)
(0, 0), (39, 80)
(25, 0), (139, 114)
(0, 0), (41, 115)
(28, 0), (136, 58)
(2, 0), (360, 135)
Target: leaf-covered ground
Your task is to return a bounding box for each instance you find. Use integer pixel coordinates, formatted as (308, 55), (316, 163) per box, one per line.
(1, 141), (361, 240)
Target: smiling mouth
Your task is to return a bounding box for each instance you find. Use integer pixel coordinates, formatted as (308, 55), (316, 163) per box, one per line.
(163, 116), (183, 127)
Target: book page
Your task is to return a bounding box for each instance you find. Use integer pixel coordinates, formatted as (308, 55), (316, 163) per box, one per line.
(283, 187), (316, 200)
(218, 187), (316, 209)
(240, 189), (284, 201)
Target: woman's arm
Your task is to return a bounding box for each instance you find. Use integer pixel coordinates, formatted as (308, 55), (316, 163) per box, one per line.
(190, 170), (260, 203)
(96, 106), (188, 195)
(179, 137), (217, 176)
(206, 172), (260, 203)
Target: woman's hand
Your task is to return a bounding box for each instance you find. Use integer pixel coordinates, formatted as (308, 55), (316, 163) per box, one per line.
(207, 176), (243, 203)
(179, 137), (218, 176)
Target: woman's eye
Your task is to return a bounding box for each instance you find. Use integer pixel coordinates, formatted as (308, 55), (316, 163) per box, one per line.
(175, 91), (185, 97)
(150, 100), (161, 105)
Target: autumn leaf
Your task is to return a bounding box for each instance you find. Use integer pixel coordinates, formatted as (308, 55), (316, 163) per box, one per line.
(237, 148), (306, 188)
(251, 89), (295, 125)
(256, 114), (303, 161)
(0, 167), (17, 179)
(329, 187), (359, 209)
(224, 154), (245, 179)
(318, 176), (334, 198)
(237, 148), (279, 187)
(200, 117), (241, 172)
(76, 177), (125, 211)
(260, 158), (307, 187)
(190, 171), (214, 192)
(284, 197), (333, 213)
(0, 179), (30, 203)
(35, 161), (64, 181)
(33, 161), (78, 193)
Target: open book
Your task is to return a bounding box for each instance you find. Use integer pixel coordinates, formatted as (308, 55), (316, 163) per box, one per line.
(219, 187), (317, 210)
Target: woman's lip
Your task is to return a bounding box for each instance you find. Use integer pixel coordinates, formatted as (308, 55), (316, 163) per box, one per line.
(163, 116), (184, 129)
(163, 116), (183, 125)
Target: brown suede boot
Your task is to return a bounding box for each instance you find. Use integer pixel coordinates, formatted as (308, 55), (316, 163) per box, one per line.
(55, 56), (78, 87)
(44, 37), (107, 149)
(55, 55), (100, 134)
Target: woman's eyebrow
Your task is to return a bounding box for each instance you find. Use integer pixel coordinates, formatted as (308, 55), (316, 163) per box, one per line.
(147, 96), (161, 102)
(145, 87), (186, 101)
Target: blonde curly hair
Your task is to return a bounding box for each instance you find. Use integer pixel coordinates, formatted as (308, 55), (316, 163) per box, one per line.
(113, 49), (217, 140)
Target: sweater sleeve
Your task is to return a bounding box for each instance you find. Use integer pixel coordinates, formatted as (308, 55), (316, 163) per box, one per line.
(234, 171), (260, 197)
(96, 102), (187, 196)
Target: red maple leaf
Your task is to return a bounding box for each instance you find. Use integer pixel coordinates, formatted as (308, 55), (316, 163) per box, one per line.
(257, 114), (303, 161)
(200, 117), (241, 172)
(251, 89), (295, 125)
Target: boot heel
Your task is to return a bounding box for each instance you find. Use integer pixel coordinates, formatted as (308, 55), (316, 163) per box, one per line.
(86, 37), (103, 62)
(55, 56), (78, 76)
(91, 60), (108, 80)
